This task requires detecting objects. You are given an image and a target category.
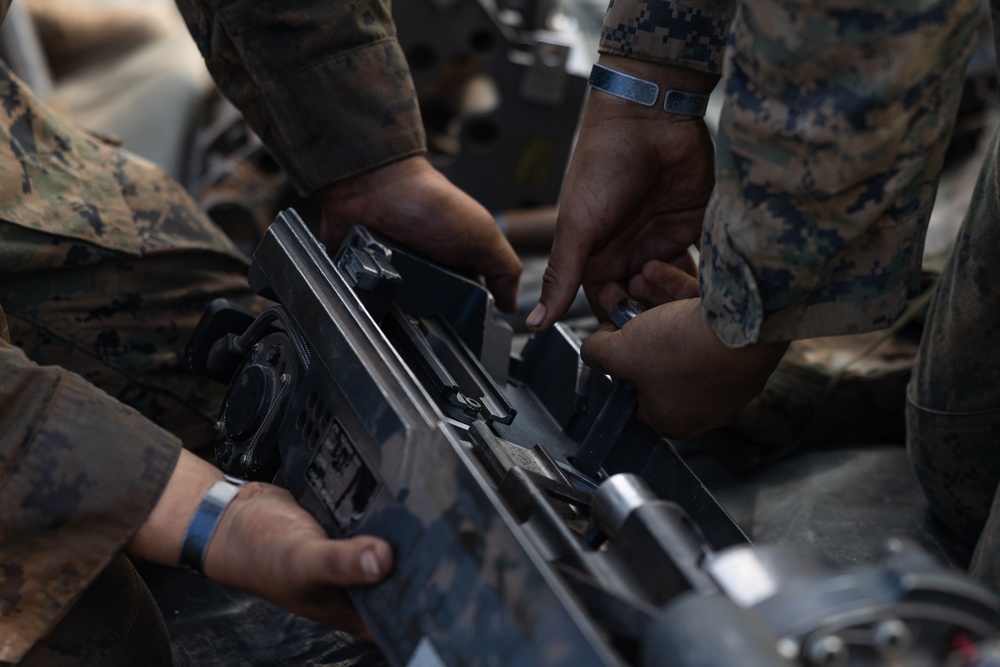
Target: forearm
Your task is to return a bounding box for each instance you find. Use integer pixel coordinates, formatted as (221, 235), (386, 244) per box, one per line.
(125, 448), (223, 568)
(175, 0), (426, 194)
(700, 0), (983, 347)
(0, 343), (179, 663)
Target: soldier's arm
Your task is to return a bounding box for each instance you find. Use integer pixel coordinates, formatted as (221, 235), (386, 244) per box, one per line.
(599, 0), (734, 75)
(126, 448), (392, 638)
(0, 340), (178, 664)
(529, 1), (734, 329)
(173, 0), (423, 194)
(0, 336), (392, 662)
(174, 0), (522, 312)
(548, 0), (987, 439)
(699, 0), (983, 347)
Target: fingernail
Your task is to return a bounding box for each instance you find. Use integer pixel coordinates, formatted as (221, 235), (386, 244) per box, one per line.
(360, 548), (382, 579)
(526, 302), (546, 329)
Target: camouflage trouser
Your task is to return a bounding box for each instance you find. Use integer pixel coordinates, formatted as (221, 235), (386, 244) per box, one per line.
(16, 555), (171, 667)
(908, 125), (1000, 586)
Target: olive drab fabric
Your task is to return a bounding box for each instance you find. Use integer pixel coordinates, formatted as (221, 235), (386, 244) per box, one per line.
(175, 0), (427, 194)
(0, 0), (425, 662)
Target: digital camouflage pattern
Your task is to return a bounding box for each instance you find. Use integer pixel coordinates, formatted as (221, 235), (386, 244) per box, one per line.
(0, 52), (254, 660)
(175, 0), (426, 194)
(604, 0), (983, 347)
(696, 0), (982, 347)
(0, 0), (429, 660)
(599, 0), (734, 75)
(611, 0), (1000, 588)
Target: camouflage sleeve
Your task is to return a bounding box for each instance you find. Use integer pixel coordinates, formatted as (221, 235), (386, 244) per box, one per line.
(174, 0), (426, 194)
(699, 0), (983, 347)
(0, 341), (179, 663)
(599, 0), (735, 74)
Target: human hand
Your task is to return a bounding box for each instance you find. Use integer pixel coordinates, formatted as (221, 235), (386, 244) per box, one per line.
(127, 450), (391, 639)
(316, 155), (522, 312)
(581, 298), (787, 440)
(203, 482), (390, 639)
(526, 56), (718, 330)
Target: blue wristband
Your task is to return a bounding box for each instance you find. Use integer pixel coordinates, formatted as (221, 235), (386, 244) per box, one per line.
(587, 63), (710, 118)
(180, 479), (243, 575)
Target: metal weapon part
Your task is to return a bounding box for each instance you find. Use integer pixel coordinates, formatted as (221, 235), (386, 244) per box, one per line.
(188, 209), (1000, 667)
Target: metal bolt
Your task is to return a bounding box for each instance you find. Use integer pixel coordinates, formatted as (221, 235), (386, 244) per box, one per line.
(252, 343), (261, 355)
(776, 638), (800, 661)
(214, 420), (223, 433)
(807, 636), (847, 667)
(279, 373), (288, 385)
(873, 619), (911, 654)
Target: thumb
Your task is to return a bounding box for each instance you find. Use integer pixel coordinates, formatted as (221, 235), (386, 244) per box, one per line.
(526, 219), (594, 331)
(300, 535), (394, 587)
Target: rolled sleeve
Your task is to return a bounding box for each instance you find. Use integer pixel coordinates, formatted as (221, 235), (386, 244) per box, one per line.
(0, 342), (179, 663)
(599, 0), (735, 74)
(699, 0), (982, 347)
(176, 0), (426, 194)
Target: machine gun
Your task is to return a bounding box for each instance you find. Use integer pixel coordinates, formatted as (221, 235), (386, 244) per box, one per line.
(188, 209), (1000, 667)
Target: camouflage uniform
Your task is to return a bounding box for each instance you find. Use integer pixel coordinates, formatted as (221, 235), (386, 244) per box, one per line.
(0, 0), (425, 663)
(601, 0), (1000, 582)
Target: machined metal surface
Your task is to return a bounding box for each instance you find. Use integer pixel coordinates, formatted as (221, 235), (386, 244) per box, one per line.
(188, 209), (1000, 666)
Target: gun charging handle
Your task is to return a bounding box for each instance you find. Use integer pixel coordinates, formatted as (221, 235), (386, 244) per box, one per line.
(573, 298), (644, 477)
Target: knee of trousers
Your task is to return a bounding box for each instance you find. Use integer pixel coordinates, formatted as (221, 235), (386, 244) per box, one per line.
(16, 554), (172, 667)
(906, 391), (1000, 544)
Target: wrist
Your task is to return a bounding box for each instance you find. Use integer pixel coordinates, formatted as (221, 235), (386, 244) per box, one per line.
(596, 54), (720, 96)
(179, 477), (245, 575)
(316, 155), (430, 212)
(125, 449), (225, 567)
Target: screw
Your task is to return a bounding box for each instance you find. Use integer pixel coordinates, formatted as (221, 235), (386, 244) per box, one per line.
(874, 619), (911, 654)
(279, 373), (288, 385)
(776, 638), (799, 660)
(807, 636), (847, 667)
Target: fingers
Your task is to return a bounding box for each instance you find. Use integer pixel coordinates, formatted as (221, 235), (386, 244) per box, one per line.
(316, 156), (522, 312)
(471, 222), (522, 313)
(628, 260), (700, 305)
(485, 269), (521, 313)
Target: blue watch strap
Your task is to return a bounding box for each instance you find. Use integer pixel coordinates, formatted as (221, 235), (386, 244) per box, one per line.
(664, 89), (710, 117)
(587, 63), (710, 117)
(180, 479), (242, 574)
(588, 63), (659, 107)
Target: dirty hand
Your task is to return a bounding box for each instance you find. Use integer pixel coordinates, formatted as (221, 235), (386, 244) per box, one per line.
(316, 155), (522, 313)
(580, 297), (787, 440)
(527, 56), (718, 330)
(127, 450), (392, 639)
(203, 481), (390, 638)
